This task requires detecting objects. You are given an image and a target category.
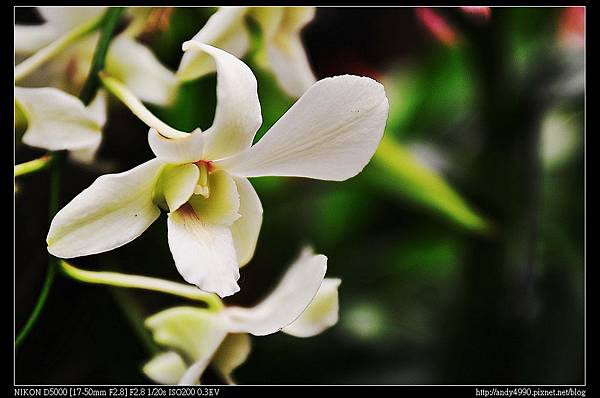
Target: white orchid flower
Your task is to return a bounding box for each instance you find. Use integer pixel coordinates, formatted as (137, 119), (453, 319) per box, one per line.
(46, 41), (388, 297)
(142, 248), (341, 385)
(15, 87), (107, 163)
(15, 8), (105, 54)
(178, 6), (317, 97)
(15, 7), (176, 106)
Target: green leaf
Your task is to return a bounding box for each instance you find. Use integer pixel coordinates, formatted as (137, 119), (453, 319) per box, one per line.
(370, 135), (490, 233)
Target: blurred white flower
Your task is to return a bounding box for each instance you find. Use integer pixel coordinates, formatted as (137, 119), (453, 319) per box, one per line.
(142, 248), (341, 385)
(541, 109), (582, 169)
(15, 7), (176, 106)
(14, 87), (107, 163)
(178, 7), (317, 97)
(46, 42), (388, 297)
(15, 8), (105, 54)
(15, 8), (177, 165)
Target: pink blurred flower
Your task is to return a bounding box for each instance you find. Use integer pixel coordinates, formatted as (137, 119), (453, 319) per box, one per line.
(460, 7), (491, 21)
(416, 7), (492, 47)
(415, 7), (459, 46)
(558, 7), (584, 49)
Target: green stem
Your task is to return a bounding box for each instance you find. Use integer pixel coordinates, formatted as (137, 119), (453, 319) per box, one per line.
(59, 261), (224, 311)
(15, 8), (127, 350)
(15, 153), (62, 350)
(14, 15), (103, 82)
(15, 254), (57, 349)
(14, 155), (53, 177)
(79, 7), (126, 105)
(373, 136), (491, 234)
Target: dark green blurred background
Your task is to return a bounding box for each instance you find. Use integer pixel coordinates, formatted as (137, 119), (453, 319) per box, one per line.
(15, 7), (584, 384)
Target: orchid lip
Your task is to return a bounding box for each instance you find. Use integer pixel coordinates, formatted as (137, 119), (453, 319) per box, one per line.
(178, 203), (197, 218)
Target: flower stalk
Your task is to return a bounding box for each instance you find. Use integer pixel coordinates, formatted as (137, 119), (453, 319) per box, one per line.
(14, 155), (53, 177)
(60, 261), (224, 311)
(79, 8), (125, 104)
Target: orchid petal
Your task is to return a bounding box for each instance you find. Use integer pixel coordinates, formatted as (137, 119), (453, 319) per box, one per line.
(167, 206), (240, 297)
(145, 307), (229, 384)
(215, 75), (388, 181)
(148, 128), (205, 165)
(38, 7), (106, 33)
(143, 352), (187, 385)
(35, 35), (97, 93)
(106, 36), (177, 106)
(283, 278), (341, 337)
(86, 88), (108, 126)
(254, 7), (317, 97)
(156, 164), (199, 212)
(250, 7), (284, 39)
(180, 42), (262, 160)
(267, 34), (317, 97)
(224, 248), (327, 336)
(178, 359), (207, 385)
(282, 8), (316, 32)
(14, 24), (58, 54)
(69, 144), (100, 164)
(145, 307), (229, 360)
(15, 87), (103, 152)
(68, 90), (107, 164)
(100, 74), (188, 139)
(266, 34), (317, 98)
(212, 334), (251, 385)
(47, 159), (163, 258)
(177, 7), (250, 82)
(14, 14), (101, 84)
(230, 177), (262, 267)
(121, 8), (153, 38)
